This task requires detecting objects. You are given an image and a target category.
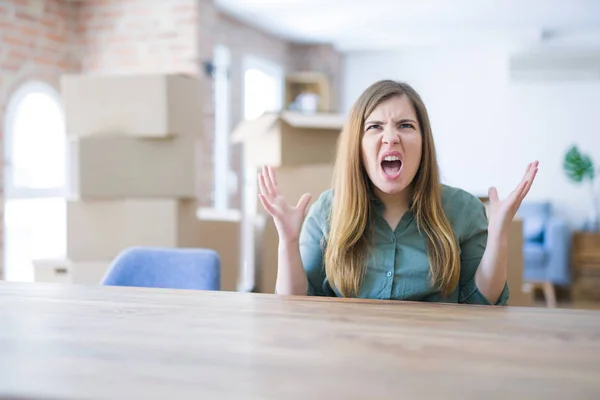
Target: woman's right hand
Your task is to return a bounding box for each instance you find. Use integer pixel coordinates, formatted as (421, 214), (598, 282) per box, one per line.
(258, 165), (312, 244)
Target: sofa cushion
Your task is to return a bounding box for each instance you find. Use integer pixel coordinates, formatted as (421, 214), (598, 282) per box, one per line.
(523, 216), (545, 242)
(518, 202), (551, 243)
(524, 242), (546, 264)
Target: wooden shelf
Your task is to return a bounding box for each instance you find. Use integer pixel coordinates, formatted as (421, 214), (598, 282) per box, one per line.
(285, 71), (331, 113)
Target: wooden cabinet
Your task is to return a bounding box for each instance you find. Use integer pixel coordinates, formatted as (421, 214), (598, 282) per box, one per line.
(571, 231), (600, 301)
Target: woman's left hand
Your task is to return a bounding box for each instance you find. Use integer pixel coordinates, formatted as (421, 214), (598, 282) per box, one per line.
(487, 161), (539, 237)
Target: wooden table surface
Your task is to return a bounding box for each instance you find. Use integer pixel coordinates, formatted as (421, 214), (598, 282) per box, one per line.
(1, 282), (599, 400)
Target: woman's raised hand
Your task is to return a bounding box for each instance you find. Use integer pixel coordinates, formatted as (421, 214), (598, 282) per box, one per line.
(487, 160), (539, 235)
(258, 166), (312, 244)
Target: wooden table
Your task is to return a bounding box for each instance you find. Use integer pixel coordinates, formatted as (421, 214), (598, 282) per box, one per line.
(1, 282), (599, 399)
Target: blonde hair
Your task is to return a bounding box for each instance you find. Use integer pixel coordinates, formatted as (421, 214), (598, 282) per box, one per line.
(325, 80), (460, 298)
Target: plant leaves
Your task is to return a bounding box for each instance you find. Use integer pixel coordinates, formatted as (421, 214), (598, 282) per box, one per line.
(564, 145), (595, 183)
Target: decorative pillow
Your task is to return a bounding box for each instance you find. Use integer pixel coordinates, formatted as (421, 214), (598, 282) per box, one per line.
(523, 216), (545, 242)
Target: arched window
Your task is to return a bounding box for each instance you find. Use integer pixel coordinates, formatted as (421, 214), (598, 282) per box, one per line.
(3, 81), (67, 282)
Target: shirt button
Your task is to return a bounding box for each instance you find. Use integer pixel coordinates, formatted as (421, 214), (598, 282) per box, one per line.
(387, 271), (393, 277)
(390, 237), (396, 243)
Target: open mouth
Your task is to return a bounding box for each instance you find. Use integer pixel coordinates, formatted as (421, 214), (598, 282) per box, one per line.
(381, 155), (403, 178)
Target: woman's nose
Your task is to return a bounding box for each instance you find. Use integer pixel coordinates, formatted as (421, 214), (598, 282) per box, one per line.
(382, 127), (400, 145)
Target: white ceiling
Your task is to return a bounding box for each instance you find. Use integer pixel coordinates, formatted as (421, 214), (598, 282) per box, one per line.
(215, 0), (600, 51)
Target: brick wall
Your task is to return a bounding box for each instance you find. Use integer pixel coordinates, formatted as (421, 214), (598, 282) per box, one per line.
(0, 0), (79, 94)
(0, 0), (79, 113)
(74, 0), (200, 75)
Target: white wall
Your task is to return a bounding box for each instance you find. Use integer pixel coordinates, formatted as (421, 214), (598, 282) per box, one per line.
(342, 47), (600, 228)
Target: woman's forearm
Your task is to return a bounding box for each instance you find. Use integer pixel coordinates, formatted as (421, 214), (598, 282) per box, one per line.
(275, 240), (309, 295)
(476, 161), (538, 304)
(474, 230), (508, 304)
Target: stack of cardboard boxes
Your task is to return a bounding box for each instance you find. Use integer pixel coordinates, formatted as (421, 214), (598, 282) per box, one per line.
(33, 73), (241, 291)
(233, 111), (345, 293)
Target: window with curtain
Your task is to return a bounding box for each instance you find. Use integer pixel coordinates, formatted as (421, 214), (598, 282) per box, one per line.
(3, 81), (67, 282)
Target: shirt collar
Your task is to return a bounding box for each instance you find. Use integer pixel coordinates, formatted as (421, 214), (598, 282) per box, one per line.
(368, 186), (414, 210)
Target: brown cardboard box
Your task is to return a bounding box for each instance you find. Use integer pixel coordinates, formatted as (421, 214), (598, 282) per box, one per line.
(33, 259), (111, 285)
(32, 258), (72, 284)
(235, 112), (343, 293)
(68, 134), (198, 199)
(254, 216), (279, 294)
(66, 200), (242, 291)
(61, 73), (204, 137)
(232, 111), (345, 167)
(67, 199), (202, 261)
(196, 208), (242, 292)
(71, 261), (112, 284)
(253, 163), (334, 293)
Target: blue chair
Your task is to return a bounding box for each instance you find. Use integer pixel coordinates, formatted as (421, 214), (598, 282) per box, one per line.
(102, 247), (221, 291)
(517, 202), (571, 288)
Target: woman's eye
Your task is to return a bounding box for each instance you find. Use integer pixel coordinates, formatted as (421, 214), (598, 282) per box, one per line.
(366, 124), (381, 131)
(399, 124), (415, 130)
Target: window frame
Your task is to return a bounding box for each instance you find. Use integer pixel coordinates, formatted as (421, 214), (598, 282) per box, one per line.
(213, 44), (232, 211)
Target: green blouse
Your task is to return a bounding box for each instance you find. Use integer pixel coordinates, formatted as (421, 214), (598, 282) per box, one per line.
(299, 185), (509, 305)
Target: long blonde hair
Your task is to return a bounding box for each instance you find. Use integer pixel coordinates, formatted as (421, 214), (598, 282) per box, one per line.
(325, 80), (460, 298)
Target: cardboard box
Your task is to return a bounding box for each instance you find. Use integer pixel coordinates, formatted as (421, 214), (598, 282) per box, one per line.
(61, 73), (204, 137)
(67, 200), (242, 291)
(254, 215), (279, 294)
(252, 164), (334, 294)
(72, 261), (112, 284)
(32, 258), (71, 284)
(33, 259), (112, 285)
(196, 208), (242, 292)
(67, 199), (203, 261)
(68, 134), (198, 199)
(232, 111), (344, 167)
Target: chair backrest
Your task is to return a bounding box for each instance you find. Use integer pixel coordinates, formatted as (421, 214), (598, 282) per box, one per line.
(101, 247), (221, 291)
(517, 201), (552, 243)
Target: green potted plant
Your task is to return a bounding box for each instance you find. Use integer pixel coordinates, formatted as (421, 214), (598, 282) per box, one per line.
(563, 145), (599, 231)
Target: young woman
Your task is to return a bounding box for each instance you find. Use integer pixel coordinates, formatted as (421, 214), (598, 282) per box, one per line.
(258, 80), (538, 305)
